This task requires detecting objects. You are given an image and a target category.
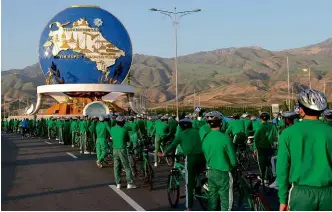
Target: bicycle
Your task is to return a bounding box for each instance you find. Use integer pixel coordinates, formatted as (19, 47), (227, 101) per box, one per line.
(158, 139), (174, 167)
(247, 136), (258, 163)
(233, 168), (271, 211)
(163, 154), (209, 210)
(236, 144), (251, 171)
(129, 143), (154, 191)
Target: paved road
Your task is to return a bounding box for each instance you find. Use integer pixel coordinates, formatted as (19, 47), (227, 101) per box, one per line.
(1, 133), (279, 211)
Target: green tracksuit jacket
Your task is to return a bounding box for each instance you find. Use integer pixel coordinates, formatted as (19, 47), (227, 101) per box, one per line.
(253, 122), (277, 149)
(164, 128), (203, 155)
(95, 121), (112, 162)
(277, 119), (332, 204)
(154, 121), (169, 140)
(202, 130), (237, 171)
(168, 119), (178, 137)
(111, 125), (130, 149)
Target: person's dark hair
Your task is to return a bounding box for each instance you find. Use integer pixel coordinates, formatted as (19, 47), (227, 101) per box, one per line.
(299, 102), (321, 117)
(116, 121), (125, 127)
(207, 119), (222, 128)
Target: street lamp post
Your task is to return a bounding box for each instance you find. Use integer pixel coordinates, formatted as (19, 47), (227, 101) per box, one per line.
(324, 80), (332, 95)
(149, 7), (201, 120)
(272, 56), (290, 110)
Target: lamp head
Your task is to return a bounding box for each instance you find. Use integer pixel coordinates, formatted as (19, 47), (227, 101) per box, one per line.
(149, 8), (158, 11)
(192, 9), (201, 12)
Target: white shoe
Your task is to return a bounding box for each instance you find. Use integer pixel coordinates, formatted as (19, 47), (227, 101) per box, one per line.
(71, 145), (74, 148)
(127, 184), (137, 189)
(56, 138), (59, 141)
(91, 152), (96, 155)
(203, 183), (209, 191)
(84, 151), (90, 154)
(154, 162), (158, 167)
(269, 180), (278, 189)
(116, 184), (121, 189)
(48, 138), (51, 140)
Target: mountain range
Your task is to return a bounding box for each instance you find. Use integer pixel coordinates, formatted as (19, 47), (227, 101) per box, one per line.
(2, 38), (332, 108)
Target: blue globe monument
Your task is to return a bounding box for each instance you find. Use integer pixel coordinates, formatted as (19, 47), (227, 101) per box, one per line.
(29, 5), (140, 116)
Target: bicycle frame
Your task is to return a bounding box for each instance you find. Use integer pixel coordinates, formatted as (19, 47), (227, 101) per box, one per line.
(168, 157), (208, 200)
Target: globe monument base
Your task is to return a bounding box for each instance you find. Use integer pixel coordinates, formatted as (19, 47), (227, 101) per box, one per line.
(27, 84), (142, 116)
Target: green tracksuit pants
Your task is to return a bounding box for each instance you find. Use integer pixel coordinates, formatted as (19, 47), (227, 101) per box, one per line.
(96, 138), (107, 163)
(185, 154), (206, 209)
(288, 185), (332, 211)
(48, 127), (52, 139)
(71, 131), (76, 146)
(257, 148), (274, 182)
(113, 149), (133, 185)
(154, 136), (160, 163)
(59, 128), (64, 143)
(207, 169), (233, 211)
(63, 130), (70, 145)
(80, 131), (87, 152)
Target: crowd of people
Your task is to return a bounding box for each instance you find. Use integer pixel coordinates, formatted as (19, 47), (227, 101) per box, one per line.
(2, 88), (332, 211)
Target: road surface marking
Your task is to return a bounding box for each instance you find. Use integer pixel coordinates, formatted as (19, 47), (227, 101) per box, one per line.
(44, 141), (52, 145)
(108, 185), (145, 211)
(66, 152), (78, 159)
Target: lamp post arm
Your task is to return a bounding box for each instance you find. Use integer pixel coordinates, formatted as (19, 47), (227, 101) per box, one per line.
(160, 12), (173, 19)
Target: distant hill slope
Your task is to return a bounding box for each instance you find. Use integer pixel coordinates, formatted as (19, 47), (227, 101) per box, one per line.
(2, 38), (332, 107)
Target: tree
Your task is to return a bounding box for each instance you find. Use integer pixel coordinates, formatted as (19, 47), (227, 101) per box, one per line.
(281, 101), (289, 112)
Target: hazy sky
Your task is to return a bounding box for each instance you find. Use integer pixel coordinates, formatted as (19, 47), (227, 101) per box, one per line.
(1, 0), (332, 70)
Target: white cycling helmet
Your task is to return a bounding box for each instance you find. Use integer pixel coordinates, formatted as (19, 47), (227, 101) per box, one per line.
(297, 89), (327, 111)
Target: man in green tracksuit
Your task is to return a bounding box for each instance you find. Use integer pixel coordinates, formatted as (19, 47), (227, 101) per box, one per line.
(241, 113), (253, 137)
(146, 117), (156, 138)
(226, 114), (246, 146)
(269, 111), (297, 189)
(63, 118), (71, 145)
(95, 116), (112, 168)
(253, 112), (277, 185)
(111, 116), (136, 189)
(154, 116), (169, 167)
(79, 116), (89, 154)
(168, 116), (178, 141)
(70, 118), (78, 147)
(47, 118), (53, 139)
(88, 117), (98, 153)
(160, 118), (205, 211)
(251, 116), (262, 133)
(277, 89), (332, 211)
(202, 111), (237, 211)
(57, 117), (64, 144)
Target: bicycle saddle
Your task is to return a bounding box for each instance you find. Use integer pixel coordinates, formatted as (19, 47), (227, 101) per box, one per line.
(245, 172), (258, 180)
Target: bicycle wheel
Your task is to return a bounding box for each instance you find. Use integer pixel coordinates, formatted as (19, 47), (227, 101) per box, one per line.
(253, 195), (271, 211)
(232, 180), (244, 210)
(167, 171), (180, 208)
(165, 155), (174, 167)
(145, 162), (154, 191)
(197, 177), (209, 211)
(240, 150), (251, 171)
